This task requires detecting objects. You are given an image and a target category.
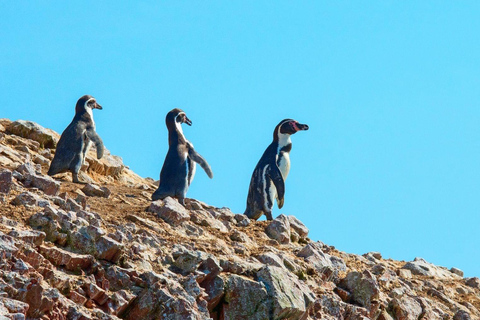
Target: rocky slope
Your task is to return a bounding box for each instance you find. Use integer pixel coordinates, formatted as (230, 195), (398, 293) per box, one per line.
(0, 118), (479, 320)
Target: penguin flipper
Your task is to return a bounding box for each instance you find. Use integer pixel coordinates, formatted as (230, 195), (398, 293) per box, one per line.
(187, 156), (196, 186)
(188, 148), (213, 179)
(267, 164), (285, 209)
(86, 128), (104, 159)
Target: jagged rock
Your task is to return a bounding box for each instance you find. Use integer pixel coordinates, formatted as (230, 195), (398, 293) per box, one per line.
(265, 214), (291, 244)
(69, 291), (87, 305)
(340, 270), (380, 314)
(390, 296), (423, 320)
(198, 257), (223, 283)
(402, 257), (455, 278)
(110, 290), (135, 316)
(221, 274), (269, 320)
(255, 252), (284, 268)
(173, 249), (210, 274)
(310, 295), (369, 319)
(11, 191), (41, 207)
(465, 277), (480, 289)
(377, 310), (394, 320)
(256, 266), (315, 319)
(229, 230), (250, 243)
(82, 184), (111, 198)
(0, 297), (29, 316)
(30, 174), (60, 196)
(33, 154), (49, 165)
(201, 275), (225, 313)
(190, 210), (228, 232)
(0, 170), (12, 194)
(297, 242), (346, 280)
(6, 120), (59, 148)
(287, 215), (309, 238)
(148, 197), (190, 226)
(8, 230), (45, 246)
(39, 245), (95, 271)
(95, 236), (124, 263)
(84, 282), (108, 305)
(86, 153), (124, 178)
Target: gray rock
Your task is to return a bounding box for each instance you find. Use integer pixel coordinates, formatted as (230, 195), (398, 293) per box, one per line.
(95, 236), (124, 263)
(29, 174), (60, 196)
(340, 270), (380, 312)
(465, 277), (480, 289)
(402, 257), (454, 278)
(148, 197), (190, 226)
(265, 214), (291, 244)
(297, 242), (346, 278)
(256, 266), (315, 319)
(234, 214), (251, 227)
(450, 267), (464, 277)
(287, 215), (309, 238)
(173, 249), (210, 274)
(222, 274), (269, 320)
(255, 252), (284, 268)
(33, 154), (49, 165)
(7, 120), (59, 148)
(201, 275), (225, 313)
(11, 192), (40, 207)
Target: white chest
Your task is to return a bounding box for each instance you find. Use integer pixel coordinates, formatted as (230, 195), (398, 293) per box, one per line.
(277, 152), (290, 179)
(86, 107), (95, 127)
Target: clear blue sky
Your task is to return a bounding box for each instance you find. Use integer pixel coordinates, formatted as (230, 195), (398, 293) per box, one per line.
(1, 2), (479, 277)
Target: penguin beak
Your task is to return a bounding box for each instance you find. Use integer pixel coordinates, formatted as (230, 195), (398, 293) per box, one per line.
(94, 102), (103, 110)
(184, 116), (192, 126)
(295, 123), (309, 132)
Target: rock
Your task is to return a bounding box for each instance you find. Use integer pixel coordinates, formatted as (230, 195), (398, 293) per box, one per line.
(402, 258), (454, 278)
(0, 170), (12, 194)
(82, 184), (111, 198)
(84, 282), (108, 305)
(397, 269), (412, 279)
(202, 275), (225, 313)
(7, 120), (59, 148)
(390, 296), (423, 320)
(0, 298), (29, 316)
(11, 192), (41, 207)
(454, 310), (472, 320)
(377, 310), (394, 320)
(287, 215), (309, 238)
(198, 257), (223, 283)
(29, 174), (60, 196)
(265, 214), (291, 244)
(234, 214), (251, 227)
(86, 153), (124, 178)
(33, 154), (49, 165)
(39, 245), (95, 271)
(173, 249), (210, 274)
(311, 295), (369, 319)
(221, 274), (269, 320)
(95, 236), (124, 263)
(110, 290), (135, 316)
(450, 267), (464, 277)
(465, 277), (480, 289)
(148, 197), (190, 226)
(255, 252), (284, 268)
(297, 242), (346, 279)
(229, 230), (250, 243)
(340, 270), (380, 314)
(256, 266), (315, 319)
(8, 230), (45, 246)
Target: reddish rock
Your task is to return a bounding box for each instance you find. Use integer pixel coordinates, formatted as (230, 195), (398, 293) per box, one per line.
(83, 282), (108, 305)
(0, 169), (13, 194)
(30, 174), (60, 196)
(148, 197), (190, 226)
(39, 245), (94, 271)
(69, 291), (87, 305)
(8, 230), (45, 246)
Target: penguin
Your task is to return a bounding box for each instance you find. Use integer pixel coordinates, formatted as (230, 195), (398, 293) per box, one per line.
(48, 95), (104, 183)
(152, 108), (213, 205)
(244, 119), (309, 221)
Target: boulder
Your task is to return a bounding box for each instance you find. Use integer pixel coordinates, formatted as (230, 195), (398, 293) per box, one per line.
(287, 215), (309, 238)
(148, 197), (190, 226)
(389, 296), (423, 320)
(221, 274), (270, 320)
(256, 266), (315, 319)
(7, 120), (59, 148)
(82, 184), (111, 198)
(340, 270), (380, 314)
(402, 258), (455, 278)
(265, 214), (291, 244)
(39, 245), (95, 272)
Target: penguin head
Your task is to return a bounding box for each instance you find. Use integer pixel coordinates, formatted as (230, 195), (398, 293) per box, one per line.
(75, 95), (102, 114)
(166, 108), (192, 130)
(274, 119), (309, 140)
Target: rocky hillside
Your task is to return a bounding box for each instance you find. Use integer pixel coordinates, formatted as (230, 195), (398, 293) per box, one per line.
(0, 118), (479, 320)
